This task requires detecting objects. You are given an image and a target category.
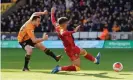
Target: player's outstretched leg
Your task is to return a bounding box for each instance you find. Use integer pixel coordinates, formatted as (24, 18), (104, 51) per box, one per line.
(23, 45), (33, 71)
(51, 58), (80, 73)
(80, 49), (101, 64)
(44, 48), (62, 62)
(51, 65), (80, 74)
(35, 43), (62, 62)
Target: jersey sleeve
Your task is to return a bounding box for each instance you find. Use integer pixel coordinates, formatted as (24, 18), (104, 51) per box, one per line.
(51, 12), (58, 27)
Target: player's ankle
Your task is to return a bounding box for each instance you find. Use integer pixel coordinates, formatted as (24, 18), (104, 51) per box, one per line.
(24, 66), (29, 68)
(94, 58), (97, 63)
(58, 67), (61, 71)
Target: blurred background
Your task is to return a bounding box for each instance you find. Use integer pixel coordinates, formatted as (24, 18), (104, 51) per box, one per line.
(1, 0), (133, 41)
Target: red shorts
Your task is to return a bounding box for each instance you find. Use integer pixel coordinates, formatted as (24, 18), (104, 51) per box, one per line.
(64, 46), (81, 61)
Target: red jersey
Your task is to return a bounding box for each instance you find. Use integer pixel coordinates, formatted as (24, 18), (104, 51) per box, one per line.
(55, 26), (75, 48)
(51, 11), (81, 61)
(51, 12), (76, 49)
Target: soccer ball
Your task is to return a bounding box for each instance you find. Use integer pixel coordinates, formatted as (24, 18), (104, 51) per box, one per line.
(113, 62), (123, 72)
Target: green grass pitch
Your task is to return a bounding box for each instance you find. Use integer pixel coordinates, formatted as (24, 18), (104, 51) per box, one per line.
(1, 48), (133, 80)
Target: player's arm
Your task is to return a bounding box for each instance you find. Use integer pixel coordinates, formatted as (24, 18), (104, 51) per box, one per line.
(33, 10), (48, 16)
(74, 25), (80, 32)
(29, 10), (48, 21)
(27, 29), (48, 43)
(51, 7), (57, 27)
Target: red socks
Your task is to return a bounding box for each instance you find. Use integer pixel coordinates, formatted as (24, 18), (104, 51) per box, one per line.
(59, 53), (95, 72)
(84, 53), (95, 62)
(61, 65), (79, 71)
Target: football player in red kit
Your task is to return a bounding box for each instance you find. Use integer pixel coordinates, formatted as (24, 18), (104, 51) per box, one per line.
(51, 7), (101, 73)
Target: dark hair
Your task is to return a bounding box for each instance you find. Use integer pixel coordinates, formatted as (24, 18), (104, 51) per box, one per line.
(57, 17), (68, 25)
(31, 16), (41, 21)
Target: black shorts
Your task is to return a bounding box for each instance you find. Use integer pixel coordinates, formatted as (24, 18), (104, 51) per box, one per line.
(19, 39), (36, 49)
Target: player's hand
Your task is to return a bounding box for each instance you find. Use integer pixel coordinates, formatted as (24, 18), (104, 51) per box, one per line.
(42, 33), (48, 40)
(44, 10), (48, 15)
(74, 25), (80, 32)
(51, 7), (56, 13)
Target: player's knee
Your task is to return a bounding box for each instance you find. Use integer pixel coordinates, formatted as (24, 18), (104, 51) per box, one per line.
(80, 49), (87, 56)
(35, 43), (46, 51)
(75, 65), (80, 71)
(26, 48), (33, 55)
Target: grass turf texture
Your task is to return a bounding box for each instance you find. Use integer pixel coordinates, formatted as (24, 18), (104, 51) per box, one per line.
(1, 48), (133, 80)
